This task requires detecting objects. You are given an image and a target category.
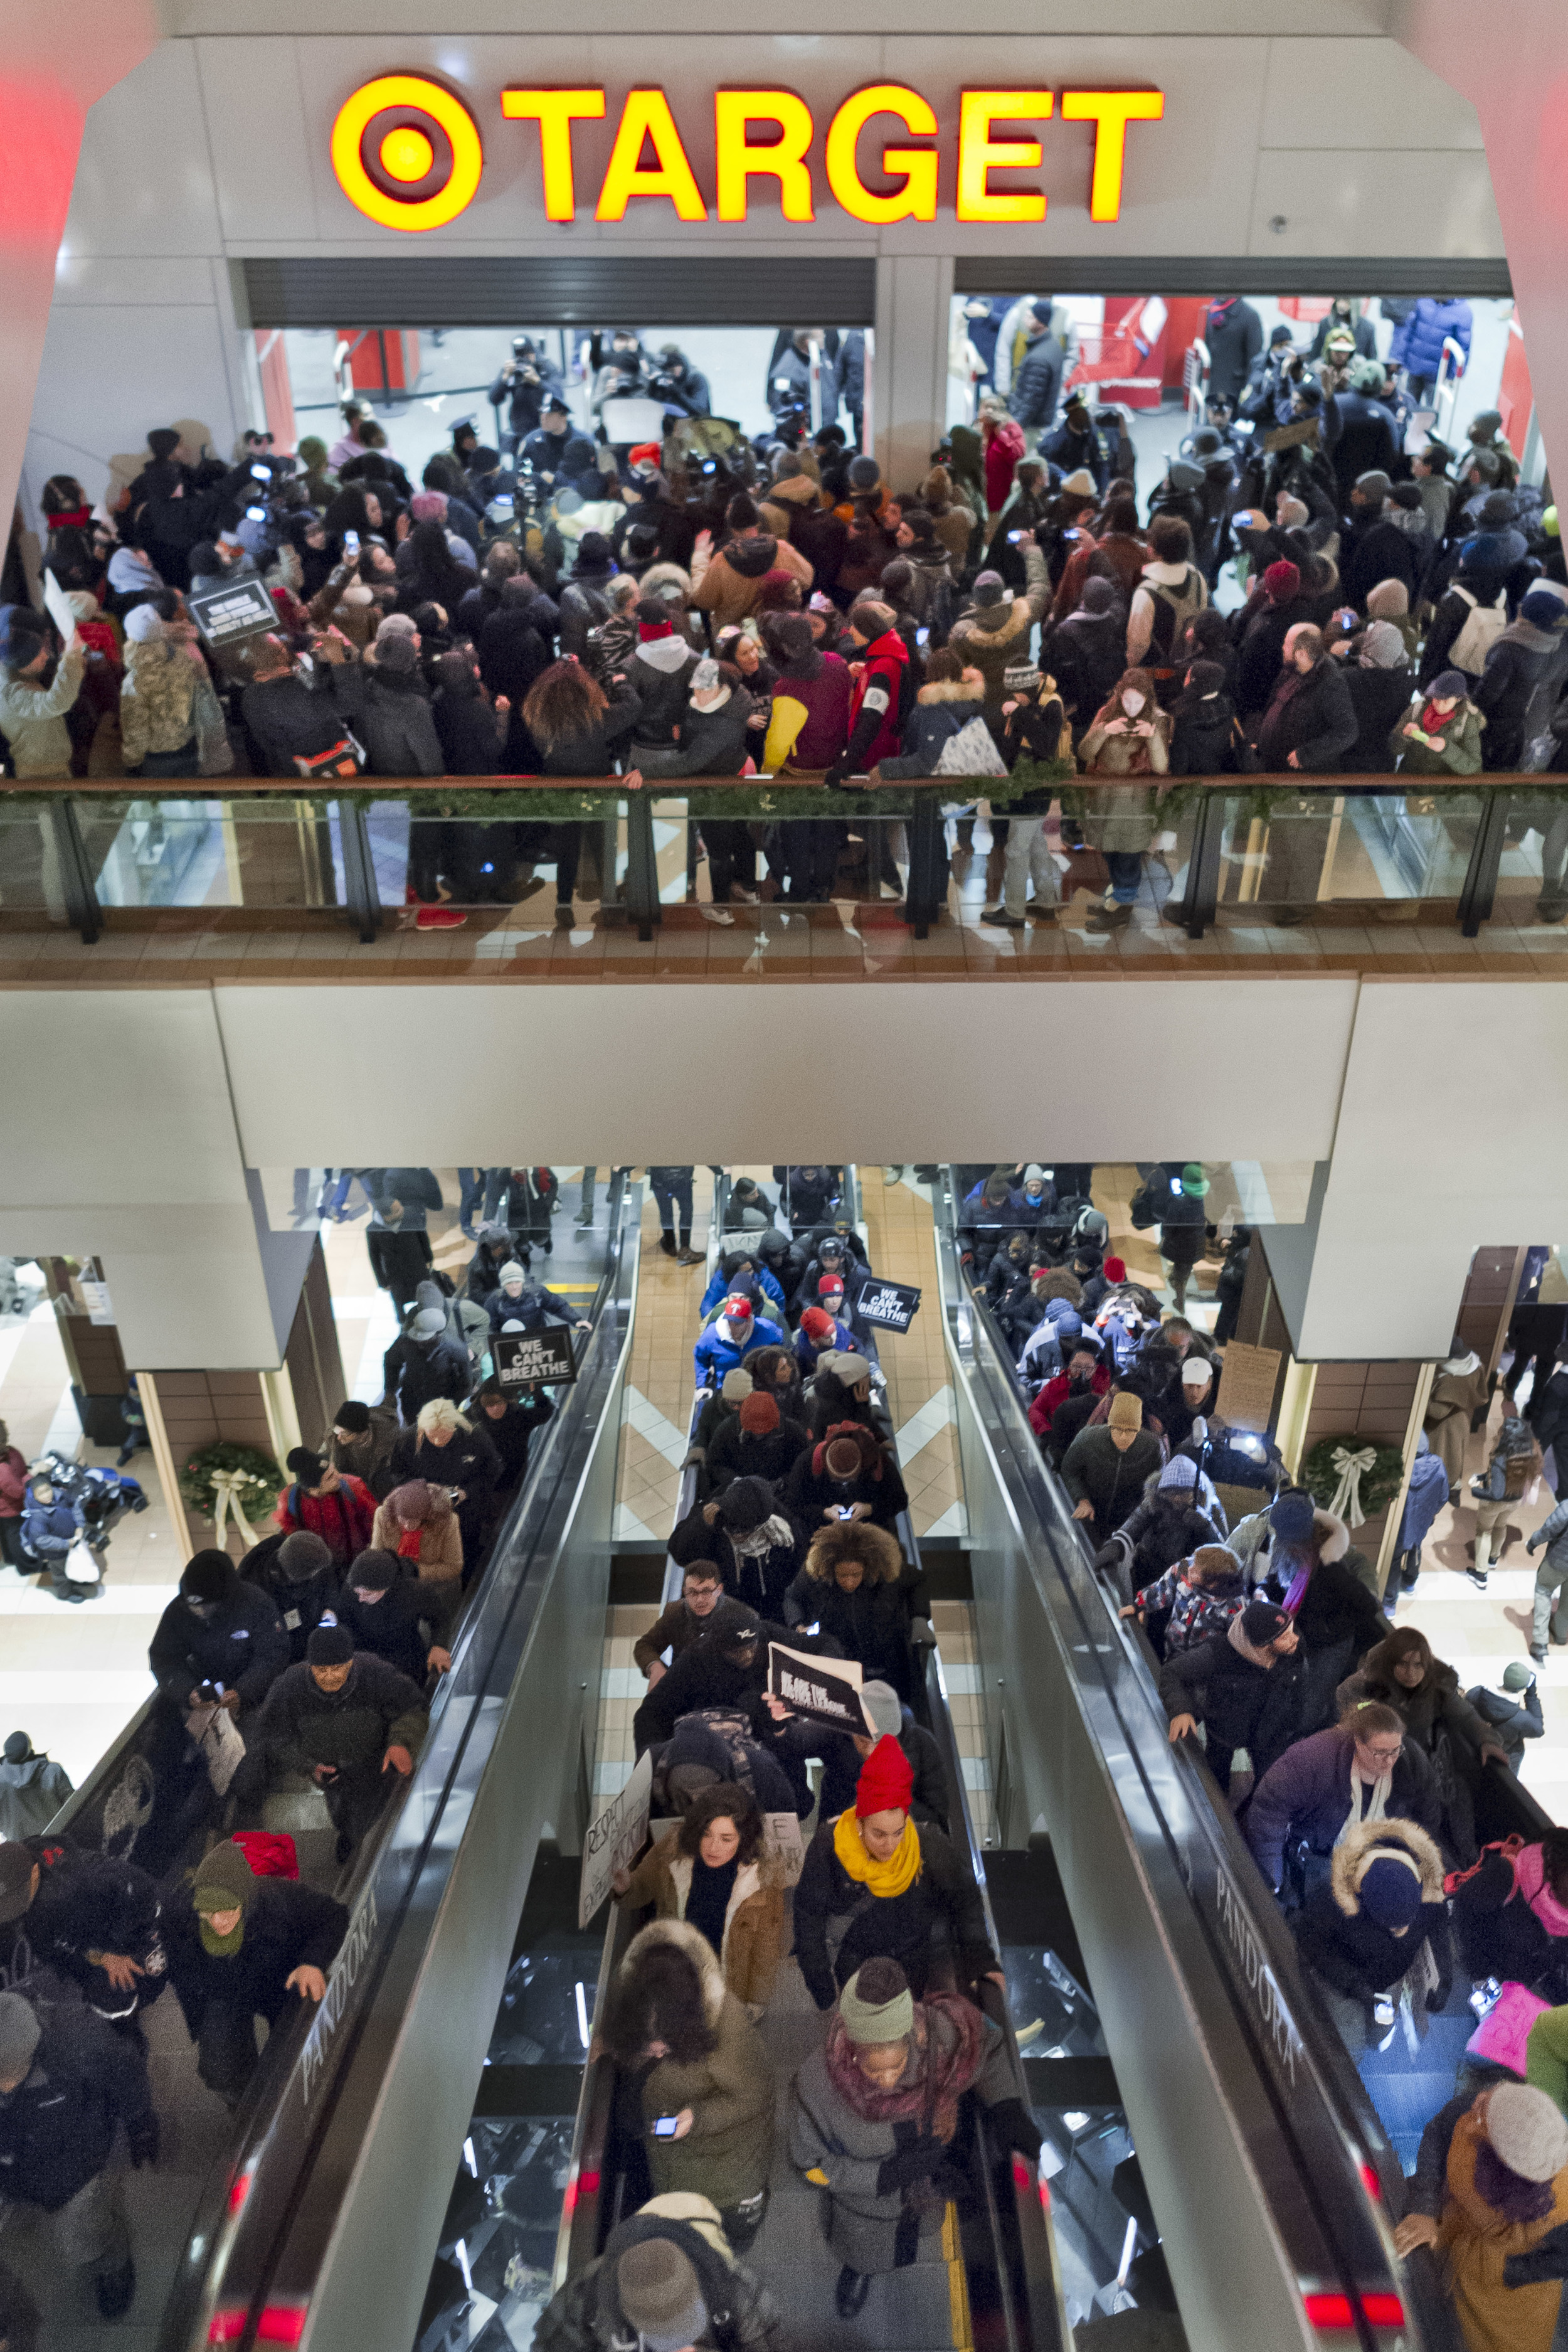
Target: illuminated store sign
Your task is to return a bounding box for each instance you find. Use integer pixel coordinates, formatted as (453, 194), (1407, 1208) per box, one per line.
(331, 75), (1163, 231)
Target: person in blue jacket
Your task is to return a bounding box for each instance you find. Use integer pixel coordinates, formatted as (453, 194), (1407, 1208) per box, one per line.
(18, 1467), (87, 1602)
(694, 1296), (784, 1389)
(701, 1248), (787, 1321)
(1391, 1430), (1451, 1604)
(1390, 296), (1473, 403)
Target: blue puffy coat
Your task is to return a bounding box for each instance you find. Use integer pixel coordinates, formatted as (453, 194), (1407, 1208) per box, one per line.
(19, 1493), (81, 1561)
(1399, 1434), (1450, 1551)
(1391, 298), (1473, 383)
(692, 1312), (785, 1388)
(699, 1263), (786, 1319)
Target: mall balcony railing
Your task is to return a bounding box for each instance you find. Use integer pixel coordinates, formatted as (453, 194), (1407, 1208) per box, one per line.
(0, 772), (1560, 947)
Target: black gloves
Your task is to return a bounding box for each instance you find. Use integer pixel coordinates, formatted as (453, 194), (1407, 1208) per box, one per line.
(986, 2098), (1043, 2162)
(129, 2115), (160, 2169)
(876, 2136), (945, 2196)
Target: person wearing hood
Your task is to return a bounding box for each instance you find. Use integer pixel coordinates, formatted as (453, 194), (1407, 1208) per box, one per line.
(475, 573), (553, 723)
(1042, 575), (1130, 740)
(1306, 298), (1375, 365)
(1145, 456), (1206, 543)
(165, 1838), (346, 2102)
(1160, 1597), (1305, 1792)
(331, 1546), (442, 1683)
(1029, 1333), (1109, 1439)
(1422, 1344), (1490, 1499)
(148, 1549), (289, 1721)
(556, 531), (621, 660)
(1041, 398), (1109, 492)
(869, 646), (995, 782)
(785, 1422), (909, 1534)
(1293, 1814), (1452, 2048)
(381, 1301), (472, 1426)
(1466, 1663), (1545, 1773)
(691, 496), (811, 633)
(1338, 620), (1414, 770)
(973, 396), (1027, 521)
(1077, 667), (1171, 934)
(1453, 1827), (1568, 2006)
(637, 658), (760, 875)
(759, 611), (852, 787)
(536, 2196), (787, 2352)
(1168, 659), (1249, 775)
(1227, 1488), (1382, 1709)
(1390, 1428), (1451, 1602)
(1049, 492), (1147, 620)
(1337, 1627), (1507, 1849)
(1475, 588), (1568, 769)
(241, 1625), (426, 1859)
(618, 597), (699, 762)
(783, 1520), (922, 1701)
(946, 543), (1050, 723)
(1389, 294), (1473, 400)
(1340, 472), (1419, 609)
(0, 1733), (72, 1839)
(790, 1954), (1035, 2321)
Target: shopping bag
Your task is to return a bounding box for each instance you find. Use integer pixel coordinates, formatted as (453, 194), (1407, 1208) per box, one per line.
(184, 1700), (246, 1797)
(1466, 1981), (1550, 2076)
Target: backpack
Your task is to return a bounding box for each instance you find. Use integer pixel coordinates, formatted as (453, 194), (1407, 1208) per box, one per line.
(1145, 568), (1208, 668)
(924, 573), (961, 647)
(935, 716), (1009, 777)
(1446, 584), (1508, 676)
(674, 1709), (763, 1797)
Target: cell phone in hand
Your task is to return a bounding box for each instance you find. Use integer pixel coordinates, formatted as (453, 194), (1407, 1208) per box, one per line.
(344, 531), (360, 555)
(835, 1506), (856, 1521)
(652, 2115), (682, 2139)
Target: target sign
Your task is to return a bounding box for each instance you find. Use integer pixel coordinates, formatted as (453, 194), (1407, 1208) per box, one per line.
(330, 74), (485, 232)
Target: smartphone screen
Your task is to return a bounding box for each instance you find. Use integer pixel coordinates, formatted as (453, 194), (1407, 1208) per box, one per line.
(652, 2115), (681, 2139)
(344, 531), (360, 555)
(835, 1506), (855, 1521)
(250, 463), (270, 480)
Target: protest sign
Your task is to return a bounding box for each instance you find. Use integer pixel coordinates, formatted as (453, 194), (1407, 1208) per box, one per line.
(856, 1279), (922, 1333)
(494, 1327), (577, 1388)
(578, 1750), (652, 1929)
(766, 1641), (867, 1735)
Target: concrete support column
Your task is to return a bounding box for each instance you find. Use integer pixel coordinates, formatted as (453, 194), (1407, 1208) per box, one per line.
(874, 254), (953, 494)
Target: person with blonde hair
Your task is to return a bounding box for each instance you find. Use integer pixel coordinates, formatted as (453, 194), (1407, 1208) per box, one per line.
(385, 1398), (500, 1574)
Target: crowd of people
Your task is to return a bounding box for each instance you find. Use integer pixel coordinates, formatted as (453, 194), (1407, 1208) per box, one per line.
(10, 305), (1564, 931)
(955, 1154), (1568, 2352)
(0, 1194), (585, 2330)
(529, 1163), (1046, 2343)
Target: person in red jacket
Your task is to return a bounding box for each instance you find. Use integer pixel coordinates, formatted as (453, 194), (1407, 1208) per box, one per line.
(1028, 1341), (1111, 1438)
(274, 1448), (375, 1568)
(0, 1420), (27, 1570)
(825, 606), (909, 788)
(979, 398), (1027, 519)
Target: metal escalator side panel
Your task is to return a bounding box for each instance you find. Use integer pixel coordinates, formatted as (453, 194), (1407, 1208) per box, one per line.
(166, 1189), (639, 2352)
(930, 1173), (1424, 2352)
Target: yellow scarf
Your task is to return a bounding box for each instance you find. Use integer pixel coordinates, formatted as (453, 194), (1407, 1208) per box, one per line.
(833, 1807), (922, 1898)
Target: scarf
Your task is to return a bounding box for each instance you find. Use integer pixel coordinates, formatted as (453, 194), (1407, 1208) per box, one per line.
(199, 1915), (245, 1958)
(824, 1993), (987, 2140)
(728, 1513), (793, 1562)
(1337, 1760), (1391, 1846)
(397, 1525), (425, 1560)
(1226, 1613), (1279, 1671)
(1419, 697), (1458, 737)
(833, 1806), (921, 1898)
(1514, 1842), (1568, 1937)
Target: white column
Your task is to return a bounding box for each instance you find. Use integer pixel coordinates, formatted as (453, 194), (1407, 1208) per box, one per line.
(874, 254), (953, 491)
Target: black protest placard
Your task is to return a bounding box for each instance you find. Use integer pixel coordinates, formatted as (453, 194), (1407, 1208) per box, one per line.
(492, 1327), (577, 1389)
(856, 1279), (921, 1333)
(767, 1640), (869, 1735)
(186, 577), (278, 648)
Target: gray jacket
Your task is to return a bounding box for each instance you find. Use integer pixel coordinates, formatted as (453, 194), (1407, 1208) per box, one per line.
(1529, 1495), (1568, 1579)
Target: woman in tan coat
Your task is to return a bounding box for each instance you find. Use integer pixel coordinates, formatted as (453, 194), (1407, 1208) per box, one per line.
(613, 1783), (787, 2011)
(1424, 1347), (1490, 1501)
(369, 1479), (464, 1637)
(1077, 666), (1172, 936)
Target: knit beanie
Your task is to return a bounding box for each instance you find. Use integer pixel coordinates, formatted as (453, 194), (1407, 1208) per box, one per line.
(377, 633), (418, 674)
(720, 1368), (753, 1402)
(1365, 578), (1410, 620)
(739, 1390), (780, 1435)
(855, 1734), (915, 1817)
(1184, 659), (1225, 698)
(0, 1844), (34, 1925)
(859, 1681), (903, 1739)
(278, 1530), (332, 1581)
(408, 490), (448, 523)
(1239, 1600), (1290, 1646)
(286, 1446), (324, 1487)
(191, 1840), (257, 1917)
(335, 1402), (371, 1435)
(972, 570), (1007, 609)
(1522, 589), (1568, 631)
(124, 603), (166, 644)
(800, 1307), (834, 1342)
(1263, 560), (1301, 604)
(1354, 470), (1392, 503)
(1004, 663), (1043, 694)
(847, 456), (881, 492)
(1269, 1491), (1315, 1542)
(719, 1477), (771, 1533)
(1486, 2083), (1568, 2184)
(817, 1277), (844, 1302)
(839, 1959), (915, 2045)
(181, 1548), (235, 1601)
(376, 612), (417, 642)
(1428, 670), (1468, 701)
(825, 1434), (865, 1477)
(499, 1261), (526, 1285)
(0, 1993), (40, 2080)
(1503, 1661), (1535, 1693)
(1, 1735), (27, 1765)
(410, 1306), (446, 1339)
(1357, 1850), (1424, 1931)
(389, 1480), (433, 1521)
(349, 1548), (401, 1593)
(1102, 1257), (1127, 1284)
(1158, 1456), (1197, 1492)
(307, 1625), (354, 1666)
(1107, 1393), (1143, 1433)
(617, 2241), (707, 2352)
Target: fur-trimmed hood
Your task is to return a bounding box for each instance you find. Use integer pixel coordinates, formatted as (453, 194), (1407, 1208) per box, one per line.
(1331, 1816), (1446, 1918)
(952, 593), (1036, 644)
(804, 1516), (904, 1585)
(1310, 1507), (1350, 1565)
(640, 559), (694, 602)
(618, 1915), (727, 2028)
(915, 678), (985, 705)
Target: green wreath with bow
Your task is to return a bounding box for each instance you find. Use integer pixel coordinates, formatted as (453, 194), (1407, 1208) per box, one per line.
(1300, 1434), (1406, 1529)
(179, 1440), (280, 1550)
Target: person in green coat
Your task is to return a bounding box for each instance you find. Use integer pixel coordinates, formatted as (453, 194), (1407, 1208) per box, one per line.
(1390, 669), (1485, 775)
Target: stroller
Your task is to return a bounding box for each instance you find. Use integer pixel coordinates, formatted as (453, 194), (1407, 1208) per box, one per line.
(21, 1452), (147, 1599)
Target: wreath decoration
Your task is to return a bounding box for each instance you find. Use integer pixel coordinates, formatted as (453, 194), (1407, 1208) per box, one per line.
(1300, 1434), (1406, 1530)
(179, 1440), (280, 1550)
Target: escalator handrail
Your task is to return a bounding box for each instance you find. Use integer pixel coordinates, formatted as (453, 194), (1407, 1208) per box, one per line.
(166, 1181), (638, 2351)
(933, 1173), (1458, 2347)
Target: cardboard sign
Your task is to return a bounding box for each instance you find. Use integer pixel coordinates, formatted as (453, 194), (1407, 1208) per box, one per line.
(578, 1749), (652, 1929)
(766, 1640), (867, 1735)
(763, 1811), (805, 1888)
(856, 1279), (922, 1334)
(492, 1326), (577, 1388)
(1215, 1341), (1282, 1437)
(41, 568), (80, 652)
(186, 576), (278, 648)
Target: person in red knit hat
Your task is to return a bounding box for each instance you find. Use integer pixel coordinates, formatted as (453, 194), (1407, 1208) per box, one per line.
(792, 1734), (1002, 2011)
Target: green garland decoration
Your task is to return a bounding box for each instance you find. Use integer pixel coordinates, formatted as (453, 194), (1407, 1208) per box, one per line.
(1299, 1434), (1407, 1519)
(179, 1440), (281, 1524)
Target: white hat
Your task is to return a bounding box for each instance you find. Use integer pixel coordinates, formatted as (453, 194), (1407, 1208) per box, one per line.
(1488, 2082), (1568, 2183)
(1180, 1358), (1213, 1387)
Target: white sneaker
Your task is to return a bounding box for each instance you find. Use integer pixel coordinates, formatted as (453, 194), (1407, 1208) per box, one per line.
(700, 905), (736, 925)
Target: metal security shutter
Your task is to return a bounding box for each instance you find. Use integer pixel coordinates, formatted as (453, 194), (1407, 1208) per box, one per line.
(952, 256), (1513, 298)
(241, 255), (876, 328)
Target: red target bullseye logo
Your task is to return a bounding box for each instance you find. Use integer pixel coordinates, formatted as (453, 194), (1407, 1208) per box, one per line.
(331, 74), (484, 231)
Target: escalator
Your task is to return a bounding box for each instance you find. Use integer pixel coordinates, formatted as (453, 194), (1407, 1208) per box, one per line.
(25, 1179), (642, 2352)
(929, 1166), (1558, 2352)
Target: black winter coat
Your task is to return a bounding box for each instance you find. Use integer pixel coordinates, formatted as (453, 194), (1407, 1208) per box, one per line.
(0, 2004), (155, 2210)
(433, 688), (504, 777)
(816, 1721), (949, 1829)
(1115, 1484), (1227, 1587)
(1168, 689), (1248, 775)
(166, 1878), (347, 2033)
(781, 1567), (918, 1698)
(148, 1583), (289, 1713)
(381, 1331), (473, 1422)
(705, 1418), (812, 1494)
(631, 1629), (781, 1753)
(667, 1499), (802, 1618)
(1009, 331), (1064, 432)
(1254, 656), (1358, 772)
(1474, 625), (1558, 769)
(332, 1578), (432, 1681)
(1452, 1846), (1568, 1998)
(1341, 516), (1419, 612)
(1159, 1633), (1307, 1780)
(1233, 595), (1316, 718)
(1341, 664), (1417, 772)
(783, 1450), (909, 1533)
(1204, 299), (1264, 404)
(793, 1818), (997, 2009)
